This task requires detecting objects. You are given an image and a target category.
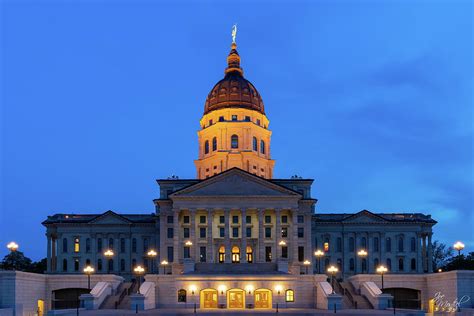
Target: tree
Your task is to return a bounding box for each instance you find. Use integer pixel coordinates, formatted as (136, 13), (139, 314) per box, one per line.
(432, 240), (453, 270)
(0, 251), (32, 271)
(443, 252), (474, 271)
(28, 258), (47, 274)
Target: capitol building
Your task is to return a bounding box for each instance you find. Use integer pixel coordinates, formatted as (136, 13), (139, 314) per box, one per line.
(2, 33), (473, 316)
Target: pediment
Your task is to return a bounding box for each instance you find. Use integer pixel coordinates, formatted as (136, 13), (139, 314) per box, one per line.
(89, 211), (132, 225)
(171, 168), (300, 198)
(342, 210), (387, 223)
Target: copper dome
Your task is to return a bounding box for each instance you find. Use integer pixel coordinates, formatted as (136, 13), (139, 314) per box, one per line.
(203, 43), (265, 115)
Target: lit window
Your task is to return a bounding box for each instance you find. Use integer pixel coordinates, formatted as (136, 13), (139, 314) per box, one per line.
(74, 238), (80, 253)
(324, 242), (329, 252)
(285, 289), (294, 302)
(178, 289), (187, 302)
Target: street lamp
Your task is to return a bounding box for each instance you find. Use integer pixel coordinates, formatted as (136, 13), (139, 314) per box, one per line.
(314, 250), (324, 274)
(303, 260), (311, 274)
(453, 241), (465, 256)
(218, 285), (227, 295)
(357, 249), (368, 274)
(327, 265), (339, 294)
(133, 265), (145, 294)
(376, 265), (388, 290)
(161, 260), (169, 275)
(147, 249), (157, 274)
(275, 285), (283, 313)
(7, 242), (19, 252)
(104, 249), (114, 274)
(83, 265), (95, 290)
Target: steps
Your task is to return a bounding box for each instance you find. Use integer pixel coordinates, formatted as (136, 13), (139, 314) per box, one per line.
(99, 281), (135, 309)
(340, 281), (374, 310)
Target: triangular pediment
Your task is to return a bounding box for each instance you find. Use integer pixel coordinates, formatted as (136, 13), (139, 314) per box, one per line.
(171, 168), (301, 197)
(89, 211), (132, 225)
(342, 210), (387, 223)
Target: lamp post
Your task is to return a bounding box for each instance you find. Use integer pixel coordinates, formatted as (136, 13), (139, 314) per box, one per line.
(275, 285), (282, 313)
(161, 260), (169, 275)
(303, 260), (311, 274)
(327, 265), (339, 294)
(376, 265), (388, 290)
(133, 265), (145, 294)
(7, 242), (19, 252)
(189, 285), (197, 314)
(357, 249), (368, 274)
(104, 249), (114, 274)
(314, 250), (324, 274)
(453, 241), (465, 257)
(83, 265), (95, 290)
(147, 250), (157, 274)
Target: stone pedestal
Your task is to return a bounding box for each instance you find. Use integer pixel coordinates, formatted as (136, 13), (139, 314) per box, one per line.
(183, 258), (195, 273)
(278, 259), (289, 273)
(130, 293), (145, 311)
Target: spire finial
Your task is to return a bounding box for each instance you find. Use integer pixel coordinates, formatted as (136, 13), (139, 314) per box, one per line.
(231, 24), (237, 44)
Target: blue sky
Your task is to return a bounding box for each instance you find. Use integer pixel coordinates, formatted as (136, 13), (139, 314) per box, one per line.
(1, 0), (472, 260)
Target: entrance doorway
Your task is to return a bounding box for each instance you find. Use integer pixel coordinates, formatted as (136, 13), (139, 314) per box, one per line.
(200, 289), (218, 309)
(227, 289), (245, 309)
(231, 246), (240, 263)
(255, 289), (272, 309)
(37, 300), (44, 316)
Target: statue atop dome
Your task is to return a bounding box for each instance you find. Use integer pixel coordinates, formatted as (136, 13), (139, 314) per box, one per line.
(231, 24), (237, 43)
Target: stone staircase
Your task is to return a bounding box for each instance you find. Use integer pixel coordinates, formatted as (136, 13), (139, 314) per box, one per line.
(340, 280), (374, 310)
(100, 281), (136, 309)
(194, 263), (278, 274)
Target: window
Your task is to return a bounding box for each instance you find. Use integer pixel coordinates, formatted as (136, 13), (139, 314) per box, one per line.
(256, 119), (261, 126)
(108, 238), (114, 249)
(132, 238), (137, 253)
(204, 140), (209, 154)
(411, 237), (416, 252)
(282, 246), (288, 258)
(337, 259), (342, 271)
(143, 238), (149, 252)
(108, 259), (113, 272)
(265, 215), (271, 223)
(246, 215), (251, 224)
(362, 259), (367, 272)
(349, 237), (355, 252)
(246, 227), (252, 238)
(253, 137), (258, 151)
(232, 227), (239, 238)
(219, 116), (224, 122)
(232, 115), (237, 121)
(281, 215), (288, 223)
(200, 247), (206, 262)
(374, 237), (379, 252)
(232, 215), (239, 224)
(386, 258), (392, 271)
(297, 227), (304, 238)
(167, 216), (173, 224)
(231, 135), (238, 148)
(212, 137), (217, 151)
(184, 247), (190, 259)
(298, 246), (304, 262)
(97, 238), (102, 253)
(285, 290), (294, 302)
(324, 238), (330, 252)
(398, 237), (404, 252)
(349, 259), (355, 271)
(62, 259), (68, 272)
(265, 246), (272, 262)
(200, 215), (206, 224)
(281, 227), (288, 238)
(246, 246), (253, 263)
(374, 258), (379, 268)
(209, 119), (213, 126)
(386, 237), (392, 252)
(74, 259), (79, 272)
(178, 289), (187, 303)
(132, 259), (136, 268)
(218, 246), (225, 263)
(167, 228), (174, 239)
(168, 246), (174, 262)
(86, 238), (91, 253)
(398, 258), (404, 271)
(62, 238), (68, 253)
(219, 216), (225, 224)
(74, 238), (80, 253)
(200, 227), (206, 238)
(361, 237), (367, 249)
(245, 116), (251, 121)
(337, 238), (342, 252)
(183, 216), (190, 224)
(97, 259), (102, 271)
(120, 238), (125, 253)
(120, 259), (125, 271)
(231, 246), (240, 263)
(411, 258), (416, 271)
(260, 140), (265, 154)
(86, 258), (90, 265)
(297, 215), (304, 223)
(184, 228), (190, 238)
(265, 227), (272, 238)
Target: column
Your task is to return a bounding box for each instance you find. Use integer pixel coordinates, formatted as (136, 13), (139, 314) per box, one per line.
(258, 209), (265, 262)
(305, 214), (312, 263)
(189, 209), (196, 261)
(380, 232), (385, 266)
(275, 209), (281, 260)
(173, 209), (180, 267)
(416, 233), (422, 273)
(241, 209), (247, 263)
(292, 209), (299, 263)
(224, 209), (231, 263)
(207, 209), (214, 263)
(354, 232), (359, 274)
(366, 232), (370, 273)
(47, 234), (52, 273)
(422, 234), (427, 272)
(427, 233), (433, 273)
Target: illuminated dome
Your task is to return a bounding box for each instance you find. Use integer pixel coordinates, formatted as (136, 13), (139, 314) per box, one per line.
(203, 43), (265, 115)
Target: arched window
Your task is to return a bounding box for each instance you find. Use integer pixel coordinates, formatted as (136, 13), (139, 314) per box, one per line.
(212, 137), (217, 151)
(285, 289), (294, 302)
(108, 238), (114, 249)
(62, 259), (68, 271)
(374, 237), (379, 252)
(386, 237), (392, 252)
(108, 259), (114, 272)
(253, 137), (258, 151)
(349, 258), (355, 271)
(178, 289), (187, 302)
(260, 140), (265, 154)
(349, 237), (355, 252)
(98, 259), (103, 271)
(120, 259), (125, 271)
(97, 238), (102, 253)
(86, 238), (91, 253)
(74, 259), (79, 271)
(74, 238), (80, 253)
(231, 135), (238, 148)
(399, 258), (404, 271)
(324, 258), (330, 269)
(374, 258), (379, 268)
(411, 237), (416, 252)
(337, 258), (342, 271)
(143, 238), (149, 253)
(324, 238), (330, 252)
(218, 246), (225, 263)
(62, 238), (68, 253)
(204, 140), (209, 154)
(246, 246), (253, 263)
(86, 258), (91, 265)
(386, 258), (392, 271)
(411, 258), (416, 271)
(361, 237), (367, 249)
(232, 246), (240, 263)
(362, 259), (367, 272)
(398, 236), (404, 252)
(132, 238), (137, 253)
